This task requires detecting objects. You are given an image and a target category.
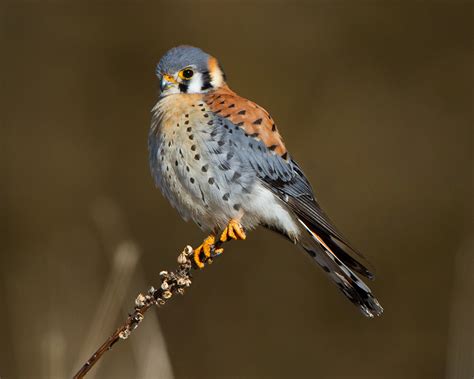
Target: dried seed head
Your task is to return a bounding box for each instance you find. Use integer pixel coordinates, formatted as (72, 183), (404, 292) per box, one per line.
(135, 293), (147, 307)
(161, 281), (169, 290)
(184, 245), (193, 256)
(177, 288), (185, 295)
(119, 329), (131, 340)
(159, 271), (169, 277)
(177, 252), (187, 264)
(163, 290), (172, 299)
(134, 313), (144, 323)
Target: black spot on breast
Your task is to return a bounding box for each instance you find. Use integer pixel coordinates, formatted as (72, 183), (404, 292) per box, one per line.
(233, 203), (241, 211)
(238, 110), (246, 115)
(187, 127), (192, 132)
(204, 114), (209, 118)
(190, 177), (195, 183)
(219, 163), (230, 171)
(231, 171), (241, 181)
(208, 120), (214, 125)
(253, 118), (263, 125)
(198, 103), (204, 106)
(179, 149), (184, 158)
(226, 152), (234, 160)
(219, 100), (225, 105)
(175, 160), (178, 166)
(191, 145), (196, 151)
(185, 114), (189, 118)
(168, 141), (171, 147)
(199, 187), (206, 203)
(189, 134), (194, 140)
(201, 108), (205, 111)
(222, 193), (230, 201)
(176, 123), (180, 127)
(186, 166), (190, 172)
(185, 120), (189, 125)
(218, 140), (226, 146)
(194, 154), (200, 160)
(208, 177), (215, 184)
(201, 164), (208, 172)
(210, 130), (218, 137)
(228, 104), (235, 108)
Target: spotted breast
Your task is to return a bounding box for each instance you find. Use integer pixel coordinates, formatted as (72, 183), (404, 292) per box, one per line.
(150, 92), (252, 232)
(149, 89), (300, 238)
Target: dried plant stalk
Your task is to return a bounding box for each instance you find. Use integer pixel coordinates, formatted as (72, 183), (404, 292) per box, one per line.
(72, 245), (214, 379)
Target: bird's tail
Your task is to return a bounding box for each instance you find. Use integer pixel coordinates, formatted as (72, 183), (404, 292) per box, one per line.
(297, 219), (383, 317)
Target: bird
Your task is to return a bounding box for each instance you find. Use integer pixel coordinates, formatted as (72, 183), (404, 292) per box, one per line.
(149, 45), (383, 317)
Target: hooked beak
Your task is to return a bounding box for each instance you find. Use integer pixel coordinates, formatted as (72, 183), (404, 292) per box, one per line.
(160, 74), (177, 91)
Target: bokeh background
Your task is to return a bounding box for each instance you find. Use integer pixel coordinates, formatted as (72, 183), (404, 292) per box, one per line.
(1, 1), (472, 378)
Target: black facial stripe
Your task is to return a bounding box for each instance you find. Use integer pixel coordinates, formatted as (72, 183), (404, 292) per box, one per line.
(201, 70), (213, 91)
(179, 82), (188, 93)
(218, 62), (227, 81)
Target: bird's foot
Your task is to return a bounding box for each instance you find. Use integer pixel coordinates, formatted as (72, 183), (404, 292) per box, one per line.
(193, 235), (223, 269)
(220, 219), (246, 242)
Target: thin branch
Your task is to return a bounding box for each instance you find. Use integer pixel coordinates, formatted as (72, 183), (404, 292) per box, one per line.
(72, 245), (217, 379)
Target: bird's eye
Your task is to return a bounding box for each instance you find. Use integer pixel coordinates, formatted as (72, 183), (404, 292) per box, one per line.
(179, 68), (194, 80)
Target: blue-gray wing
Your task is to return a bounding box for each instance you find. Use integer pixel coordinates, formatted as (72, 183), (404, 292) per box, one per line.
(211, 115), (375, 279)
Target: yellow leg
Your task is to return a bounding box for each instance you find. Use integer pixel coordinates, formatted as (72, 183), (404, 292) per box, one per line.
(194, 220), (245, 268)
(194, 234), (216, 268)
(220, 219), (246, 242)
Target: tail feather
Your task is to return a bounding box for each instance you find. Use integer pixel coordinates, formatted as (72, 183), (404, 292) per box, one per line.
(298, 219), (383, 317)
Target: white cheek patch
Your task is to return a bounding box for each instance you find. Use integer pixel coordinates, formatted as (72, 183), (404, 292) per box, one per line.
(186, 72), (204, 94)
(210, 69), (223, 88)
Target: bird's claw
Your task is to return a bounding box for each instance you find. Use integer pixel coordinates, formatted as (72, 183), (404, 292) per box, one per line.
(220, 219), (246, 242)
(193, 235), (216, 269)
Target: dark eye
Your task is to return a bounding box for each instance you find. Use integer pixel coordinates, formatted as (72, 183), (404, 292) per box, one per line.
(179, 68), (194, 80)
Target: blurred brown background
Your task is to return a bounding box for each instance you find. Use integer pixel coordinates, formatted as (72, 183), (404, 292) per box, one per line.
(1, 1), (472, 378)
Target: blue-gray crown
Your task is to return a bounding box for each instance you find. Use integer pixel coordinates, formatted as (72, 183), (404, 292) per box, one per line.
(156, 45), (210, 77)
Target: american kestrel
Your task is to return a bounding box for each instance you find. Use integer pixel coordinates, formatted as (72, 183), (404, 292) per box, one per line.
(149, 46), (383, 317)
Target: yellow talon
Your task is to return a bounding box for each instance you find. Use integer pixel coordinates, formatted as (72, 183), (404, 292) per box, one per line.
(220, 219), (246, 242)
(193, 235), (216, 269)
(193, 221), (245, 268)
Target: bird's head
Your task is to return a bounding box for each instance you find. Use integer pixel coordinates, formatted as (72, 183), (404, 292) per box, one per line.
(156, 45), (226, 97)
